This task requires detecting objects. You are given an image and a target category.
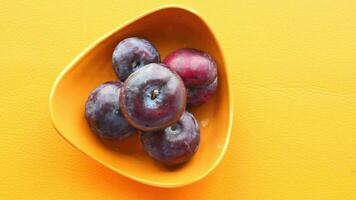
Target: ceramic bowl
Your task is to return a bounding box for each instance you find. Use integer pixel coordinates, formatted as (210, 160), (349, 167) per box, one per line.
(49, 5), (233, 188)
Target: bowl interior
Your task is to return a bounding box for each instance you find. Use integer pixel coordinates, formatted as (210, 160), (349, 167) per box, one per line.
(50, 6), (232, 187)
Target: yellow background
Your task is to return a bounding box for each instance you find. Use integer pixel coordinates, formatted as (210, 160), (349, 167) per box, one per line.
(1, 0), (355, 199)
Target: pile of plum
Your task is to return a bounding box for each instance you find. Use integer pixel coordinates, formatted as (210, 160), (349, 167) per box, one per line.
(85, 37), (218, 166)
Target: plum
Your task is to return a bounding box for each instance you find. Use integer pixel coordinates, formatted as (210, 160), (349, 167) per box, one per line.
(112, 37), (160, 81)
(163, 48), (218, 106)
(85, 81), (136, 139)
(140, 111), (200, 166)
(188, 78), (218, 107)
(120, 63), (186, 131)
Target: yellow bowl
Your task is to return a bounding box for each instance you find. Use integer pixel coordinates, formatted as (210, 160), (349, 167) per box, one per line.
(49, 5), (233, 188)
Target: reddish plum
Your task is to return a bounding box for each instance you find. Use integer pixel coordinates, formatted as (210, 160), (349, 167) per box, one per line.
(188, 77), (218, 107)
(163, 48), (218, 106)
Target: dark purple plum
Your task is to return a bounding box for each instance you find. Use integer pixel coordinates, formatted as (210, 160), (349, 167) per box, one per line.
(188, 78), (218, 107)
(85, 81), (136, 139)
(112, 37), (160, 81)
(140, 111), (200, 166)
(120, 63), (186, 131)
(163, 48), (218, 106)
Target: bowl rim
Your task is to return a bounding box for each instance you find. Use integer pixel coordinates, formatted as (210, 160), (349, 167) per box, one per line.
(49, 4), (234, 188)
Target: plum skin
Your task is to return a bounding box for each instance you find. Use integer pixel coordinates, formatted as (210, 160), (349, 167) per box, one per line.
(85, 81), (136, 139)
(163, 48), (218, 106)
(140, 111), (200, 166)
(163, 48), (217, 87)
(112, 37), (160, 81)
(187, 77), (218, 107)
(120, 63), (187, 131)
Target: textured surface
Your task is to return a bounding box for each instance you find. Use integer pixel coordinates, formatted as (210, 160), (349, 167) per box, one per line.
(0, 0), (356, 199)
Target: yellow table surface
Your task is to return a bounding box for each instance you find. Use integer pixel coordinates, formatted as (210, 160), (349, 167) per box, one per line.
(1, 0), (355, 199)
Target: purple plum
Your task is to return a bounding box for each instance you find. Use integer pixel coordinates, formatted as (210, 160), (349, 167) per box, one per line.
(112, 37), (160, 81)
(120, 63), (187, 131)
(140, 111), (200, 166)
(85, 81), (136, 139)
